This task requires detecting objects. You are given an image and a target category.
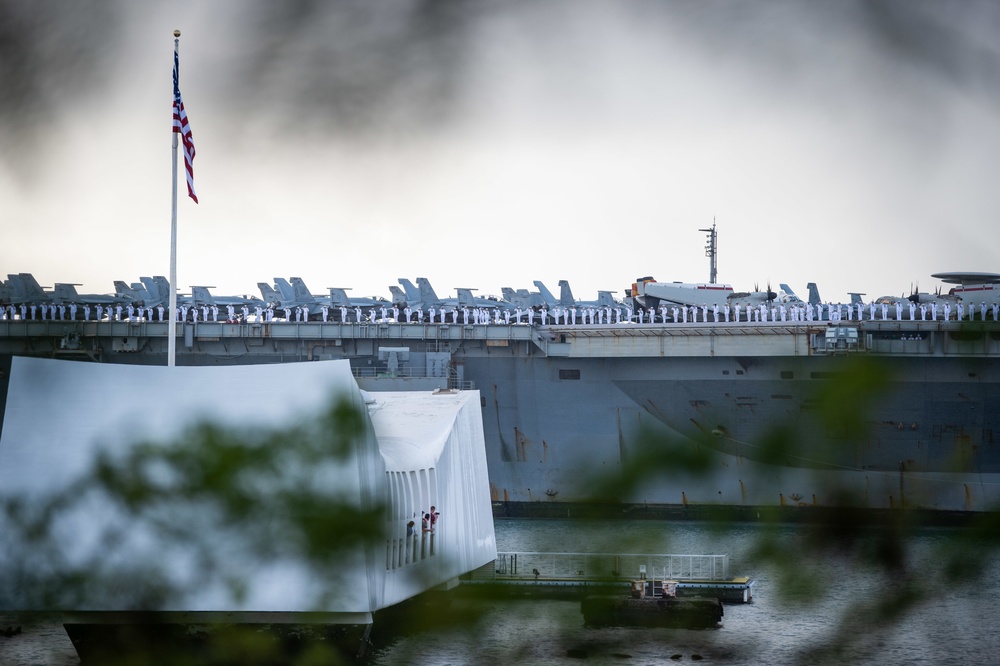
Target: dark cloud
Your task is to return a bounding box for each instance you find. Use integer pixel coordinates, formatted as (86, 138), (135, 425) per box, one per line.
(4, 1), (999, 146)
(0, 1), (123, 164)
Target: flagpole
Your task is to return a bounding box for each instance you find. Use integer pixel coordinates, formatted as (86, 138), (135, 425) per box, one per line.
(168, 29), (180, 367)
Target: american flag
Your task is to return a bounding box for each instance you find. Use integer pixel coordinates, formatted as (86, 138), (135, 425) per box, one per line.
(173, 50), (198, 204)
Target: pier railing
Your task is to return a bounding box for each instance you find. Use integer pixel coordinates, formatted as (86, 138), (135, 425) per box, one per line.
(483, 552), (730, 582)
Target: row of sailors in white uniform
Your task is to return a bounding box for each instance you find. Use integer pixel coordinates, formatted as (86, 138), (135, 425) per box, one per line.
(4, 299), (1000, 324)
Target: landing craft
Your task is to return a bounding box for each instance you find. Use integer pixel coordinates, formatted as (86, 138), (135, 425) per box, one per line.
(633, 277), (789, 310)
(631, 277), (735, 310)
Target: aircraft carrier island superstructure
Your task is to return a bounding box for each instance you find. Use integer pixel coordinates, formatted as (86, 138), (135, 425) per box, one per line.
(2, 315), (998, 515)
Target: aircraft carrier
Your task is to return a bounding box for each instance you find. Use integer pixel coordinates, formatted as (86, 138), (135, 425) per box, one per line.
(1, 313), (998, 515)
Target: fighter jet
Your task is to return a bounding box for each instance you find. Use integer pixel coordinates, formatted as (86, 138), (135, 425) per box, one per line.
(501, 287), (545, 311)
(52, 283), (126, 308)
(455, 288), (513, 310)
(397, 278), (423, 308)
(114, 280), (154, 307)
(532, 281), (560, 309)
(257, 282), (283, 308)
(388, 285), (411, 308)
(327, 287), (394, 310)
(269, 277), (324, 310)
(265, 277), (328, 319)
(5, 273), (53, 305)
(416, 278), (457, 310)
(554, 280), (619, 309)
(140, 275), (192, 309)
(394, 277), (458, 312)
(501, 285), (550, 310)
(189, 286), (264, 309)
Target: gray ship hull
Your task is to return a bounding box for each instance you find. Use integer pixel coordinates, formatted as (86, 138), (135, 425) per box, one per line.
(2, 319), (998, 513)
(466, 352), (1000, 512)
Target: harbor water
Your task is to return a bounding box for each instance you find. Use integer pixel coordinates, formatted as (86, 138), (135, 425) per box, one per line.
(2, 518), (998, 665)
(370, 518), (1000, 666)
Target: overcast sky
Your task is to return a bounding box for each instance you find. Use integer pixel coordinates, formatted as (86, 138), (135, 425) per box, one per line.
(3, 0), (999, 304)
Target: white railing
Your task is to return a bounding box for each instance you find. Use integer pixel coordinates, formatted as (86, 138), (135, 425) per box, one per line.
(490, 552), (729, 581)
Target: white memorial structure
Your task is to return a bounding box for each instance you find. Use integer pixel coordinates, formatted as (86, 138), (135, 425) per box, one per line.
(0, 357), (495, 632)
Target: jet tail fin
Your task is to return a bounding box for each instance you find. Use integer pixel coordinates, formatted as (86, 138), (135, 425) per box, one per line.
(806, 282), (822, 306)
(190, 286), (215, 305)
(533, 281), (558, 307)
(289, 277), (314, 303)
(388, 285), (408, 307)
(557, 280), (575, 307)
(274, 278), (296, 302)
(398, 279), (421, 304)
(456, 288), (477, 308)
(53, 283), (81, 302)
(6, 275), (28, 302)
(113, 280), (135, 300)
(327, 288), (351, 307)
(597, 291), (616, 307)
(151, 276), (172, 305)
(416, 277), (440, 305)
(258, 282), (281, 305)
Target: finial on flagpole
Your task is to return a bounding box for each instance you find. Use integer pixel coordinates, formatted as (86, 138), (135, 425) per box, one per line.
(173, 29), (181, 38)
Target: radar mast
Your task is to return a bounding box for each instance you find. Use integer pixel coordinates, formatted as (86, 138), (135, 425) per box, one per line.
(699, 220), (718, 284)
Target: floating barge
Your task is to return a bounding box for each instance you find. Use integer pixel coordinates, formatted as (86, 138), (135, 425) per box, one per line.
(462, 552), (755, 603)
(581, 579), (725, 629)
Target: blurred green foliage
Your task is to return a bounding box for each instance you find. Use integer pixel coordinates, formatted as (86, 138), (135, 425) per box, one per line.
(1, 396), (384, 664)
(3, 353), (1000, 664)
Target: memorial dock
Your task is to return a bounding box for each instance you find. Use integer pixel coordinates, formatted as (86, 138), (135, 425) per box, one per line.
(463, 552), (755, 603)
